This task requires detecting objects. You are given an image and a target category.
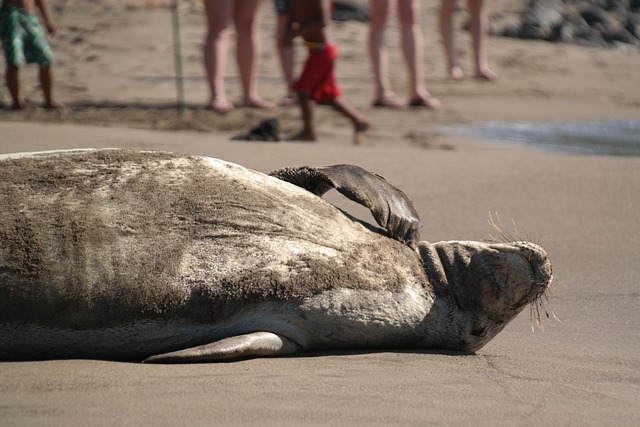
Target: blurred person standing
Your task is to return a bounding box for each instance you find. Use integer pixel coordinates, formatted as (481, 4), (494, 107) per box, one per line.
(0, 0), (62, 109)
(274, 0), (297, 106)
(368, 0), (440, 108)
(203, 0), (275, 113)
(439, 0), (497, 80)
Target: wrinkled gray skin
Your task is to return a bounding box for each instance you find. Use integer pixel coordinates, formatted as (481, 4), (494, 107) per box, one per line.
(0, 150), (553, 363)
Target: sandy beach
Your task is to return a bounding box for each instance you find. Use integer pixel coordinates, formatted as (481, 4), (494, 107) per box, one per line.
(1, 1), (639, 425)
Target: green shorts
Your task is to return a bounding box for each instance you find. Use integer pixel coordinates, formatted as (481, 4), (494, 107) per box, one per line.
(0, 7), (53, 66)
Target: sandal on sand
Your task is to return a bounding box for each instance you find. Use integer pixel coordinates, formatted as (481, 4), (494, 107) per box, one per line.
(208, 99), (234, 114)
(408, 95), (441, 109)
(372, 97), (403, 108)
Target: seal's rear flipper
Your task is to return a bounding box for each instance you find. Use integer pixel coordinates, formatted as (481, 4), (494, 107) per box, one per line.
(142, 332), (301, 363)
(270, 164), (422, 248)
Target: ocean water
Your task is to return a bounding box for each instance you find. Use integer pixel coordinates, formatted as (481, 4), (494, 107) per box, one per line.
(440, 120), (640, 156)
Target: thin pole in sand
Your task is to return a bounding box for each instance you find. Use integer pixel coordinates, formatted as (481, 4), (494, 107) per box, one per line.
(171, 0), (185, 116)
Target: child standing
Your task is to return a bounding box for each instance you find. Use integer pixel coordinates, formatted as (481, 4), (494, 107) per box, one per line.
(0, 0), (61, 109)
(281, 0), (369, 144)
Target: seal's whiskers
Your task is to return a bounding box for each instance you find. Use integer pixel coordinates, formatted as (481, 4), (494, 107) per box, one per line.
(487, 212), (520, 244)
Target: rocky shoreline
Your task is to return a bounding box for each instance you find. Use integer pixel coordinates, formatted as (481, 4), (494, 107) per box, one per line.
(493, 0), (640, 49)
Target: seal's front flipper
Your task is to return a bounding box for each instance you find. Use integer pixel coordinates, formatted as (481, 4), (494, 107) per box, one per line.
(270, 164), (422, 248)
(142, 332), (301, 363)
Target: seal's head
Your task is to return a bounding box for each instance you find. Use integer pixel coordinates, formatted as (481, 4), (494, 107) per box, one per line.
(423, 240), (553, 352)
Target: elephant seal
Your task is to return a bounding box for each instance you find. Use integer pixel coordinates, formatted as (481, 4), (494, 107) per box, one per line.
(0, 149), (553, 363)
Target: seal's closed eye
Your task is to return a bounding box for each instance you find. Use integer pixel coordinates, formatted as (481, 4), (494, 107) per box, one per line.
(269, 164), (422, 249)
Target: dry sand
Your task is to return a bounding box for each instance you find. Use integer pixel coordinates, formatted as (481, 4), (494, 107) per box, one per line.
(1, 1), (639, 426)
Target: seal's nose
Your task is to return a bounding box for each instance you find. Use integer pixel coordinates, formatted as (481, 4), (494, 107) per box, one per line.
(507, 241), (553, 307)
(514, 242), (552, 283)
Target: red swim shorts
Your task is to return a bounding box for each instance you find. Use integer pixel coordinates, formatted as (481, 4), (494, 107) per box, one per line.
(294, 44), (341, 103)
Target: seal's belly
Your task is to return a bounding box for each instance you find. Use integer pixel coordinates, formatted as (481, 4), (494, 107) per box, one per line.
(0, 276), (432, 360)
(0, 320), (217, 360)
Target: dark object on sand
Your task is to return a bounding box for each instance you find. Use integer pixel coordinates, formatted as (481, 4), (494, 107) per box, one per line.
(231, 118), (280, 142)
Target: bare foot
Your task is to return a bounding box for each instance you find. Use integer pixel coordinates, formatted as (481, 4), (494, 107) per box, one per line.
(474, 67), (498, 81)
(241, 97), (276, 110)
(208, 99), (234, 114)
(408, 95), (441, 110)
(447, 66), (464, 80)
(372, 96), (403, 108)
(279, 94), (298, 107)
(287, 130), (316, 142)
(353, 121), (370, 145)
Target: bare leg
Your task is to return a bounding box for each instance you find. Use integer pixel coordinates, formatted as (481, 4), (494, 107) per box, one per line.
(5, 64), (23, 109)
(468, 0), (497, 80)
(234, 0), (274, 109)
(399, 0), (440, 108)
(288, 92), (316, 141)
(439, 0), (463, 80)
(39, 65), (62, 108)
(368, 0), (401, 107)
(329, 97), (370, 145)
(276, 14), (296, 105)
(203, 0), (233, 113)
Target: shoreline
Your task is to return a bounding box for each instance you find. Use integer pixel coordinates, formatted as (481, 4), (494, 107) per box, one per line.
(439, 118), (640, 157)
